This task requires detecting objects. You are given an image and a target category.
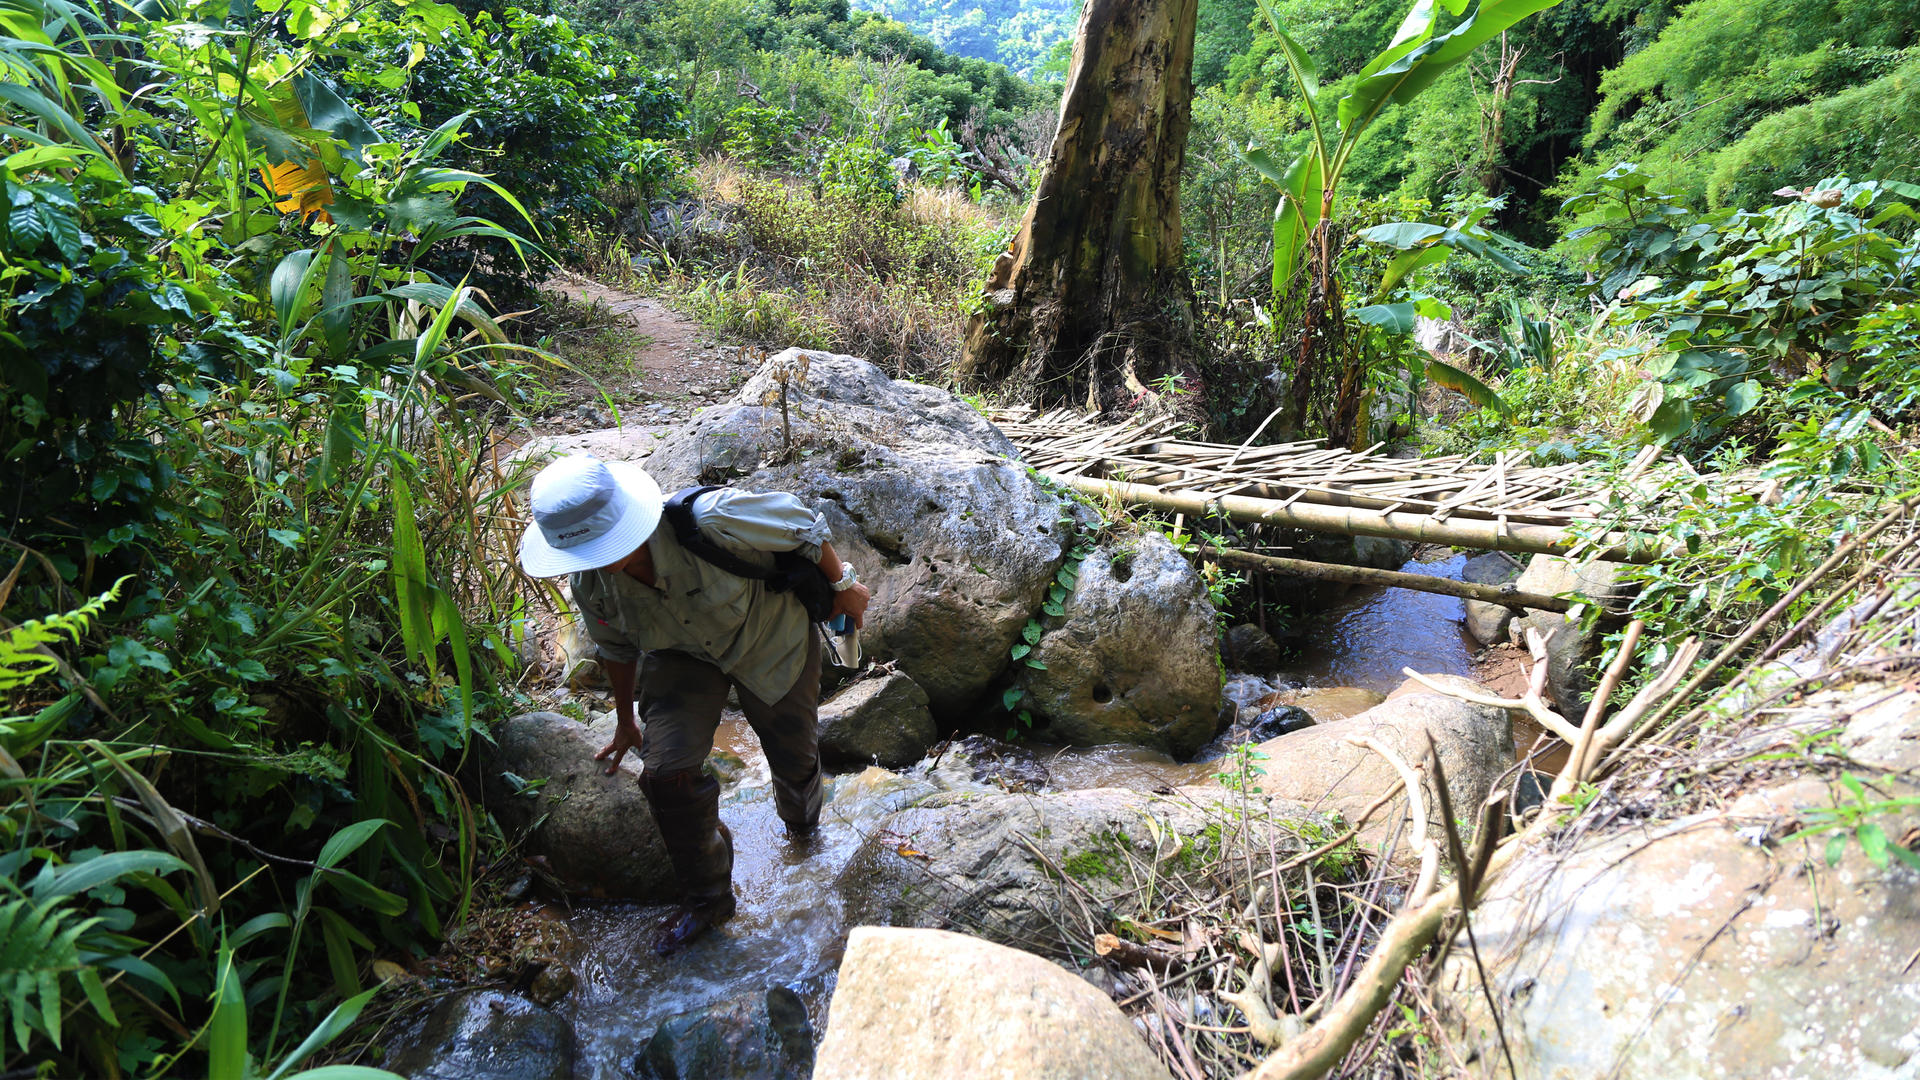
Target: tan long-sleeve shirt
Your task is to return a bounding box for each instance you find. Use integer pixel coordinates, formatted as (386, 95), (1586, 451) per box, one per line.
(569, 488), (831, 702)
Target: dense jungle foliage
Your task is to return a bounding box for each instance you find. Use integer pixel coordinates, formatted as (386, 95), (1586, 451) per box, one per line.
(1, 0), (1916, 1071)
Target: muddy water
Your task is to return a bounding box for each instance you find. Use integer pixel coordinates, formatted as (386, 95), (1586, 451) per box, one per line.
(552, 551), (1514, 1076)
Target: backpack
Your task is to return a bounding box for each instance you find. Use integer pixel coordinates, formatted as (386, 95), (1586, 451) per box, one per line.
(662, 486), (837, 623)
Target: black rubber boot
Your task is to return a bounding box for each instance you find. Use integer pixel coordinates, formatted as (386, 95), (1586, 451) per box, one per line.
(640, 769), (735, 956)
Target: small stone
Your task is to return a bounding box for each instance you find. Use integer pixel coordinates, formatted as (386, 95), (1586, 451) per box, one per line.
(1224, 623), (1284, 673)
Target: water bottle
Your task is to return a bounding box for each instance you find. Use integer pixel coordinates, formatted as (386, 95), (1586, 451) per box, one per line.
(824, 613), (861, 670)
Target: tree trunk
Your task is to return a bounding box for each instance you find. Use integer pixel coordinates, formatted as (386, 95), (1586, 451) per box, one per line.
(957, 0), (1199, 413)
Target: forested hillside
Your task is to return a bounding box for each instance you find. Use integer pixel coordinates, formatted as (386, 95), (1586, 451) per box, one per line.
(853, 0), (1080, 74)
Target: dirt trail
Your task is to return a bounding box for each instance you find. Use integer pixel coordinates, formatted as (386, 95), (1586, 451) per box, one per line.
(537, 274), (764, 432)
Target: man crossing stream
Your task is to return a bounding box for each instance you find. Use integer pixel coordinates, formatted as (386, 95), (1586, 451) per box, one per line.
(517, 454), (871, 955)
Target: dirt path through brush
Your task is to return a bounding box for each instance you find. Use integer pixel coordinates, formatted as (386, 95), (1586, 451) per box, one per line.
(534, 273), (762, 434)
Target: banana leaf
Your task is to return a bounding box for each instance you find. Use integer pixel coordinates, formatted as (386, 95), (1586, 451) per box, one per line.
(1426, 357), (1512, 416)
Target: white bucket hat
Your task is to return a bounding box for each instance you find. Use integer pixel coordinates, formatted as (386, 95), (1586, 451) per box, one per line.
(518, 455), (664, 577)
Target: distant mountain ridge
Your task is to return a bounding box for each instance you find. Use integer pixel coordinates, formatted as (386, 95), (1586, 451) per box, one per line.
(853, 0), (1079, 75)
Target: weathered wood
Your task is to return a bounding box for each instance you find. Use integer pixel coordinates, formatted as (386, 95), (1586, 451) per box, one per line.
(1049, 472), (1664, 562)
(1201, 547), (1576, 611)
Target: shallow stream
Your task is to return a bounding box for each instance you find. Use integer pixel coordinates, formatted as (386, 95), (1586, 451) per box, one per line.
(551, 551), (1485, 1077)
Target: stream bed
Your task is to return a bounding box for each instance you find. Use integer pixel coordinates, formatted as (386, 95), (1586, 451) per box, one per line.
(550, 551), (1486, 1077)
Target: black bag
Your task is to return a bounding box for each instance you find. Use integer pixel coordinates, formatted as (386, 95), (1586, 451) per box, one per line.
(662, 486), (837, 623)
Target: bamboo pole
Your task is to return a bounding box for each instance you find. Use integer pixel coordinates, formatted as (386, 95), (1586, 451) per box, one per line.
(1049, 473), (1664, 562)
(1201, 548), (1577, 612)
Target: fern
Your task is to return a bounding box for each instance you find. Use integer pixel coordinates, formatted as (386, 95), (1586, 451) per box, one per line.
(0, 897), (101, 1052)
(0, 576), (130, 690)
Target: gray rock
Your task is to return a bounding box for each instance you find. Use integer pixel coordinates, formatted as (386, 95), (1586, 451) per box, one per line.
(817, 671), (938, 769)
(639, 397), (1066, 719)
(733, 349), (1017, 458)
(635, 987), (812, 1080)
(838, 785), (1318, 946)
(1250, 674), (1514, 851)
(1447, 734), (1920, 1078)
(482, 712), (677, 900)
(923, 733), (1049, 793)
(1460, 550), (1524, 648)
(1224, 622), (1284, 673)
(1193, 705), (1315, 764)
(1507, 555), (1632, 714)
(1224, 673), (1280, 712)
(1246, 705), (1315, 741)
(815, 927), (1173, 1080)
(384, 990), (573, 1080)
(1018, 530), (1225, 757)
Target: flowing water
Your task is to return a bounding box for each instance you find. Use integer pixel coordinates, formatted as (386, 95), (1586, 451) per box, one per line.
(549, 551), (1497, 1076)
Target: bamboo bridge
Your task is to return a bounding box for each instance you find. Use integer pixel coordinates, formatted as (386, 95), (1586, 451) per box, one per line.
(991, 408), (1712, 572)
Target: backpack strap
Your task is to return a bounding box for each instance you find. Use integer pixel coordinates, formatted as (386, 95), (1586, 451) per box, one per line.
(662, 485), (780, 583)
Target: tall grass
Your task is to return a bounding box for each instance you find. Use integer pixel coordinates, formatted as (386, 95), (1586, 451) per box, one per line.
(648, 160), (1015, 379)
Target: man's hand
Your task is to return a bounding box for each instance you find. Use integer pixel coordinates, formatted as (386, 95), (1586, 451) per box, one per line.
(830, 581), (871, 629)
(594, 720), (643, 776)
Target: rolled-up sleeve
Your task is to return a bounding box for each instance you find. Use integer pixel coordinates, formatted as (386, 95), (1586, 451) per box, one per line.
(569, 572), (641, 664)
(693, 489), (832, 562)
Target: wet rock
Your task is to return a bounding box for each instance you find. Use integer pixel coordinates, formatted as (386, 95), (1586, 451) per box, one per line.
(575, 352), (1223, 751)
(925, 734), (1049, 793)
(383, 990), (573, 1080)
(1246, 705), (1315, 741)
(839, 785), (1319, 946)
(1507, 555), (1632, 714)
(1224, 622), (1284, 673)
(481, 712), (676, 900)
(1192, 706), (1315, 763)
(817, 671), (937, 770)
(524, 963), (576, 1008)
(815, 927), (1174, 1080)
(1019, 530), (1226, 757)
(1446, 684), (1920, 1080)
(1250, 674), (1513, 850)
(635, 987), (812, 1080)
(1459, 550), (1524, 647)
(1224, 673), (1280, 713)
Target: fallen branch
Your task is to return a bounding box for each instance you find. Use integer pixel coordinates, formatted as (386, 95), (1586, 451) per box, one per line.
(1202, 547), (1579, 612)
(1347, 736), (1436, 908)
(1402, 626), (1577, 741)
(1094, 932), (1181, 974)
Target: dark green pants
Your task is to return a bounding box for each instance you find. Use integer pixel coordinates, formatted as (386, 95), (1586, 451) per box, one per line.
(637, 634), (823, 905)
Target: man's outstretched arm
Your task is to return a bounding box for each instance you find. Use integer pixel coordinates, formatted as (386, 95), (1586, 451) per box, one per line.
(594, 655), (642, 775)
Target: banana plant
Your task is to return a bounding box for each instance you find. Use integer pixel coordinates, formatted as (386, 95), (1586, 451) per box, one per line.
(1242, 0), (1560, 441)
(1250, 0), (1567, 305)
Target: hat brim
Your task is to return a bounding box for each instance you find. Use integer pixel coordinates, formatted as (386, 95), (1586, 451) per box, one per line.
(518, 460), (664, 577)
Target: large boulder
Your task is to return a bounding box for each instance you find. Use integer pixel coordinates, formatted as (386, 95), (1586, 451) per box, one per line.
(838, 785), (1319, 947)
(1507, 555), (1632, 714)
(561, 349), (1223, 745)
(1459, 550), (1524, 648)
(481, 711), (676, 900)
(817, 670), (938, 769)
(1017, 530), (1225, 757)
(814, 927), (1173, 1080)
(383, 990), (573, 1080)
(1447, 696), (1920, 1079)
(1250, 674), (1514, 849)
